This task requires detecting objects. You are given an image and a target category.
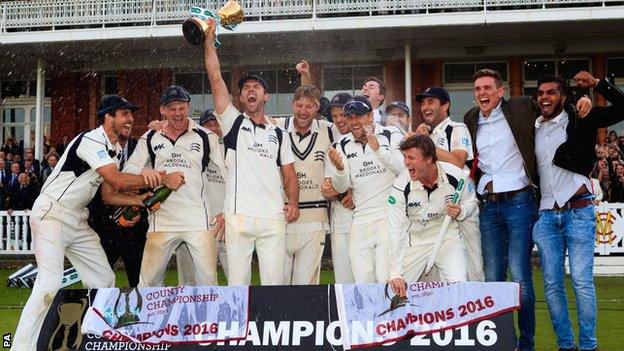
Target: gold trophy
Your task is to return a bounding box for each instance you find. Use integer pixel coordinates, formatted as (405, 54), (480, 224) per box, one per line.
(182, 0), (244, 47)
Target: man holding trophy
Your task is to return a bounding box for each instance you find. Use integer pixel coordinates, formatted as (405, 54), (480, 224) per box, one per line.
(203, 16), (300, 286)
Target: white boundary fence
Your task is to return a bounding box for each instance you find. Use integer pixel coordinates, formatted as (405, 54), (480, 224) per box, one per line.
(1, 203), (624, 255)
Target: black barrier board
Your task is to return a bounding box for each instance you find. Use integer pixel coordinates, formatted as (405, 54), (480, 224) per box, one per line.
(39, 286), (515, 350)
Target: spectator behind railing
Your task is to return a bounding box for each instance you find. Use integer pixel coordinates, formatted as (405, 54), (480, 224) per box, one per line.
(41, 153), (58, 184)
(5, 173), (38, 212)
(592, 157), (611, 201)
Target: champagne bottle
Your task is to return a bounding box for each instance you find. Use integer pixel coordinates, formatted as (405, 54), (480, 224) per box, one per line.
(117, 186), (173, 227)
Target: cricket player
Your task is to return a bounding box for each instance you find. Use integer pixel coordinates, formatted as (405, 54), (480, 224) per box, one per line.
(321, 92), (355, 284)
(177, 109), (228, 285)
(414, 86), (484, 281)
(328, 95), (404, 283)
(13, 95), (184, 351)
(123, 85), (225, 287)
(275, 84), (335, 285)
(204, 21), (299, 286)
(388, 136), (478, 297)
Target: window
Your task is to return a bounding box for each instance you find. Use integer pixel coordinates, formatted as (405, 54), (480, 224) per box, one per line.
(174, 71), (232, 120)
(102, 75), (118, 96)
(523, 59), (591, 99)
(444, 62), (508, 84)
(606, 58), (624, 135)
(323, 65), (384, 100)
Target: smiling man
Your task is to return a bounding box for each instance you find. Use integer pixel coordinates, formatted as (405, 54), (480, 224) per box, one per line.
(12, 95), (184, 351)
(328, 95), (404, 283)
(123, 85), (224, 288)
(533, 72), (624, 351)
(204, 21), (299, 286)
(361, 76), (387, 125)
(275, 84), (335, 285)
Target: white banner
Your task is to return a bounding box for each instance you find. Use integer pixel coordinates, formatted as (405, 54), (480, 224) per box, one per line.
(82, 285), (249, 345)
(335, 281), (520, 349)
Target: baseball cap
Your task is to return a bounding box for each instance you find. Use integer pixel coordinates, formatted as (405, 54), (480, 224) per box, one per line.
(415, 86), (450, 103)
(238, 74), (268, 91)
(330, 92), (353, 108)
(319, 97), (331, 120)
(343, 95), (372, 116)
(385, 101), (411, 116)
(199, 109), (217, 126)
(97, 95), (139, 118)
(160, 85), (191, 106)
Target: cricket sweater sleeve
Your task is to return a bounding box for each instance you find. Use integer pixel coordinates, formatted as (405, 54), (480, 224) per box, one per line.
(374, 130), (405, 175)
(456, 177), (478, 222)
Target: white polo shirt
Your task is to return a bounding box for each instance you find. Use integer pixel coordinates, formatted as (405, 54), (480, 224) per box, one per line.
(332, 124), (404, 225)
(40, 125), (121, 212)
(123, 118), (225, 232)
(205, 139), (226, 218)
(217, 103), (295, 219)
(430, 117), (474, 170)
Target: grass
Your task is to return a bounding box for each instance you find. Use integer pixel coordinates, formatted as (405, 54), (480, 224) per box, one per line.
(0, 268), (622, 350)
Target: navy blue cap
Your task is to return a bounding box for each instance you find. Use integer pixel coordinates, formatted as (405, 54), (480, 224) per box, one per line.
(343, 95), (372, 116)
(238, 74), (268, 91)
(199, 109), (216, 125)
(160, 85), (191, 106)
(330, 92), (353, 108)
(97, 95), (139, 118)
(385, 101), (411, 116)
(416, 86), (450, 103)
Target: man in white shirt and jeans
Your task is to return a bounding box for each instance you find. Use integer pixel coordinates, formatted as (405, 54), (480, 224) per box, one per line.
(328, 96), (404, 283)
(204, 20), (299, 286)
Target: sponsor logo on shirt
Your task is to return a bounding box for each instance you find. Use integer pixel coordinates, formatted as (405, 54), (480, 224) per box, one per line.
(242, 126), (252, 132)
(346, 152), (358, 159)
(154, 143), (165, 151)
(388, 196), (396, 204)
(461, 137), (470, 148)
(407, 201), (421, 208)
(97, 150), (108, 160)
(314, 151), (325, 162)
(190, 142), (201, 152)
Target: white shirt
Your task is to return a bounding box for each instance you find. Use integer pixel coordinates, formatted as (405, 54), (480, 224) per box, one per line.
(123, 118), (225, 232)
(205, 139), (226, 218)
(476, 102), (530, 195)
(535, 110), (592, 210)
(332, 124), (405, 225)
(373, 109), (384, 125)
(40, 125), (121, 212)
(430, 117), (474, 170)
(217, 103), (295, 219)
(387, 162), (477, 279)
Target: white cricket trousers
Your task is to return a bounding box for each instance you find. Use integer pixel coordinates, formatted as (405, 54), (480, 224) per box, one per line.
(177, 230), (228, 285)
(225, 213), (286, 286)
(402, 234), (468, 283)
(285, 230), (326, 285)
(331, 229), (354, 284)
(13, 213), (115, 351)
(349, 218), (389, 283)
(138, 230), (217, 287)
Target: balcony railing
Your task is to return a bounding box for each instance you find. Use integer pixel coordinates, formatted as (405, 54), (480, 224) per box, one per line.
(0, 211), (33, 255)
(0, 0), (622, 32)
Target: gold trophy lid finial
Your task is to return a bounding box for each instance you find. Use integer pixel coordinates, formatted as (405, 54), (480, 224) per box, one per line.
(218, 0), (244, 27)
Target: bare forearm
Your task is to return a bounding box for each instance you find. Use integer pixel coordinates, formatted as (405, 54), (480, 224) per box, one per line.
(111, 173), (148, 192)
(284, 176), (299, 206)
(436, 148), (467, 169)
(101, 183), (144, 207)
(204, 40), (229, 114)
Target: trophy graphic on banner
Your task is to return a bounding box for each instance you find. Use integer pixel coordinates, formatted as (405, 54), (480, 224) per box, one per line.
(114, 287), (143, 328)
(182, 0), (244, 47)
(48, 299), (88, 351)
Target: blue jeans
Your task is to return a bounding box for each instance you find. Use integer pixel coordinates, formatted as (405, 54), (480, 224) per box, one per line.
(533, 204), (597, 350)
(480, 190), (536, 351)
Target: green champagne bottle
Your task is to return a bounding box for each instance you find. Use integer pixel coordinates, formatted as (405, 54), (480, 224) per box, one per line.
(144, 185), (173, 211)
(117, 186), (173, 227)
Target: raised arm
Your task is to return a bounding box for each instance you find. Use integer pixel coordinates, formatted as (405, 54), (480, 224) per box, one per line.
(204, 19), (231, 116)
(296, 60), (313, 87)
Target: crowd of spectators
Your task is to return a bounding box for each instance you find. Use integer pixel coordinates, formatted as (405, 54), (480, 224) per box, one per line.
(592, 130), (624, 203)
(0, 136), (65, 212)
